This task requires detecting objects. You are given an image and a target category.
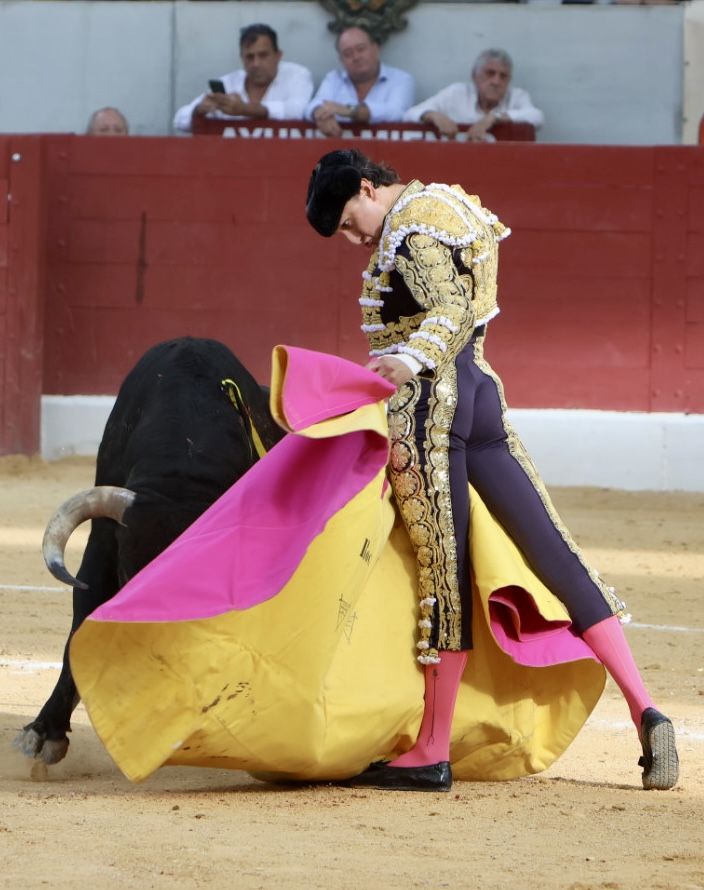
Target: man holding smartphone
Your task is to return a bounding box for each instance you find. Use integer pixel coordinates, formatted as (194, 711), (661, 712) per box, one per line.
(173, 23), (313, 133)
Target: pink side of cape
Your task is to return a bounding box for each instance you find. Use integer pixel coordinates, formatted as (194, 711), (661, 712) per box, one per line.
(279, 345), (393, 430)
(489, 587), (598, 666)
(90, 347), (394, 624)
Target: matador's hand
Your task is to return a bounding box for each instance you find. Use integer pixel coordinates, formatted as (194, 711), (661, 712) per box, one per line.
(366, 356), (415, 388)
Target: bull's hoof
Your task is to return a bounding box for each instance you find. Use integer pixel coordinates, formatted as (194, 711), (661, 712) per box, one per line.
(13, 727), (70, 764)
(39, 738), (70, 764)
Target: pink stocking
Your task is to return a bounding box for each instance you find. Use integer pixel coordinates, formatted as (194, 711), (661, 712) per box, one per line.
(582, 615), (655, 732)
(389, 650), (468, 768)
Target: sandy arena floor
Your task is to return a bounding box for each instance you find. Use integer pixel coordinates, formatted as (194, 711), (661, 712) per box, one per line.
(0, 455), (702, 890)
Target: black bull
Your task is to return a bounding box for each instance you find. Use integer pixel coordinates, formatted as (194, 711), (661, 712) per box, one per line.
(14, 337), (284, 765)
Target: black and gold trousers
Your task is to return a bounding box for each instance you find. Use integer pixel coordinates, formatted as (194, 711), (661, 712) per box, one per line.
(387, 330), (626, 663)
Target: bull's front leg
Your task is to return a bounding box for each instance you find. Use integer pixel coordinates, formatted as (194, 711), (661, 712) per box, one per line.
(14, 519), (118, 765)
(14, 637), (78, 764)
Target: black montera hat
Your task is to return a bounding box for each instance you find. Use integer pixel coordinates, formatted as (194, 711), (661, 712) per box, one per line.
(305, 150), (362, 237)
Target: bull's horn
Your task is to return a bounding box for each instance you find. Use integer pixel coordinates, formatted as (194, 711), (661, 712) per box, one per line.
(42, 486), (136, 590)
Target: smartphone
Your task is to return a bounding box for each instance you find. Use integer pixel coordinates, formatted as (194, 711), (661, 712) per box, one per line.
(209, 79), (226, 94)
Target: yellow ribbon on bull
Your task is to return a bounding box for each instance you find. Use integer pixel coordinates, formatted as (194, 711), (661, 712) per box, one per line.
(221, 377), (268, 460)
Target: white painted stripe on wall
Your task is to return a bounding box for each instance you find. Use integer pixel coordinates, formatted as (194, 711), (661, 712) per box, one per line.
(507, 408), (704, 493)
(41, 395), (116, 461)
(40, 396), (704, 492)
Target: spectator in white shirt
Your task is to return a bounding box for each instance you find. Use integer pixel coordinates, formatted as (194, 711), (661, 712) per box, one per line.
(307, 26), (415, 137)
(173, 23), (314, 134)
(404, 48), (544, 142)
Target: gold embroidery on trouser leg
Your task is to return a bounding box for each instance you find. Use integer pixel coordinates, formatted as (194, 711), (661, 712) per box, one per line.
(388, 368), (464, 663)
(388, 380), (438, 662)
(423, 364), (463, 651)
(471, 336), (627, 619)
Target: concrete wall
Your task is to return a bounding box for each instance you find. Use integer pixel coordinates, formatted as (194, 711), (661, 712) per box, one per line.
(0, 1), (685, 144)
(40, 397), (704, 493)
(0, 1), (174, 136)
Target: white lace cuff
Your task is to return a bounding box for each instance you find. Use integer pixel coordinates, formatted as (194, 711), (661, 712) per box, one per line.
(393, 352), (424, 375)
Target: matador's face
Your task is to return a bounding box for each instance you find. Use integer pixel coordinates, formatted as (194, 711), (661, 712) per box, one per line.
(337, 180), (386, 248)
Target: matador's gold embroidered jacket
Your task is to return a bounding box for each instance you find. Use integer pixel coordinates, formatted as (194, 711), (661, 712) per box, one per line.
(359, 180), (510, 368)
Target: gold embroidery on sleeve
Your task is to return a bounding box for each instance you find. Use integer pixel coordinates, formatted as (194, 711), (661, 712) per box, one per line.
(394, 233), (475, 368)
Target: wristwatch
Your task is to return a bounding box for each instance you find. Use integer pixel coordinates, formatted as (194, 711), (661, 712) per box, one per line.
(345, 104), (358, 120)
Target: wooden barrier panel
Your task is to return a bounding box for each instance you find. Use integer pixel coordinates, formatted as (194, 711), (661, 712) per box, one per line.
(0, 140), (8, 450)
(3, 134), (703, 455)
(40, 137), (704, 416)
(0, 137), (45, 455)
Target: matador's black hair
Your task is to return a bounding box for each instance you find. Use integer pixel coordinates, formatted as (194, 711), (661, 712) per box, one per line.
(305, 149), (399, 237)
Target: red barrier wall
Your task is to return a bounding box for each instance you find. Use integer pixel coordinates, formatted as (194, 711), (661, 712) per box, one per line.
(2, 135), (703, 454)
(0, 137), (45, 454)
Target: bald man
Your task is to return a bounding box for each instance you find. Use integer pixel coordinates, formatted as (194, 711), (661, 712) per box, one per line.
(86, 107), (129, 136)
(306, 26), (414, 137)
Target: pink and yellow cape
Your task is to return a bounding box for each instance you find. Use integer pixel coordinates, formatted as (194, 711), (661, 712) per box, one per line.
(70, 346), (604, 783)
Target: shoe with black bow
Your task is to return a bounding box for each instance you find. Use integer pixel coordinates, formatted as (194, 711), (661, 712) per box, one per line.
(342, 760), (452, 792)
(639, 707), (679, 790)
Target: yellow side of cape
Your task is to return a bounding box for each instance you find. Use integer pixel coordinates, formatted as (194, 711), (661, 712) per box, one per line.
(72, 384), (604, 784)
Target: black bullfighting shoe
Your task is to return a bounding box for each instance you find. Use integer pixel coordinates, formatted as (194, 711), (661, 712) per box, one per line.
(639, 708), (679, 790)
(343, 760), (452, 792)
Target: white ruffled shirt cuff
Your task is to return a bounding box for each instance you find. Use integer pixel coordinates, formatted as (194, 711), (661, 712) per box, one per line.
(394, 353), (424, 376)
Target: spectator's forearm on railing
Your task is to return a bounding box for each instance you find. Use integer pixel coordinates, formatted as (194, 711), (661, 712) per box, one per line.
(504, 89), (545, 129)
(420, 111), (458, 138)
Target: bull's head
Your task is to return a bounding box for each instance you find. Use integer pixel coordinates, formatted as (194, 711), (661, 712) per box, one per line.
(43, 487), (136, 589)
